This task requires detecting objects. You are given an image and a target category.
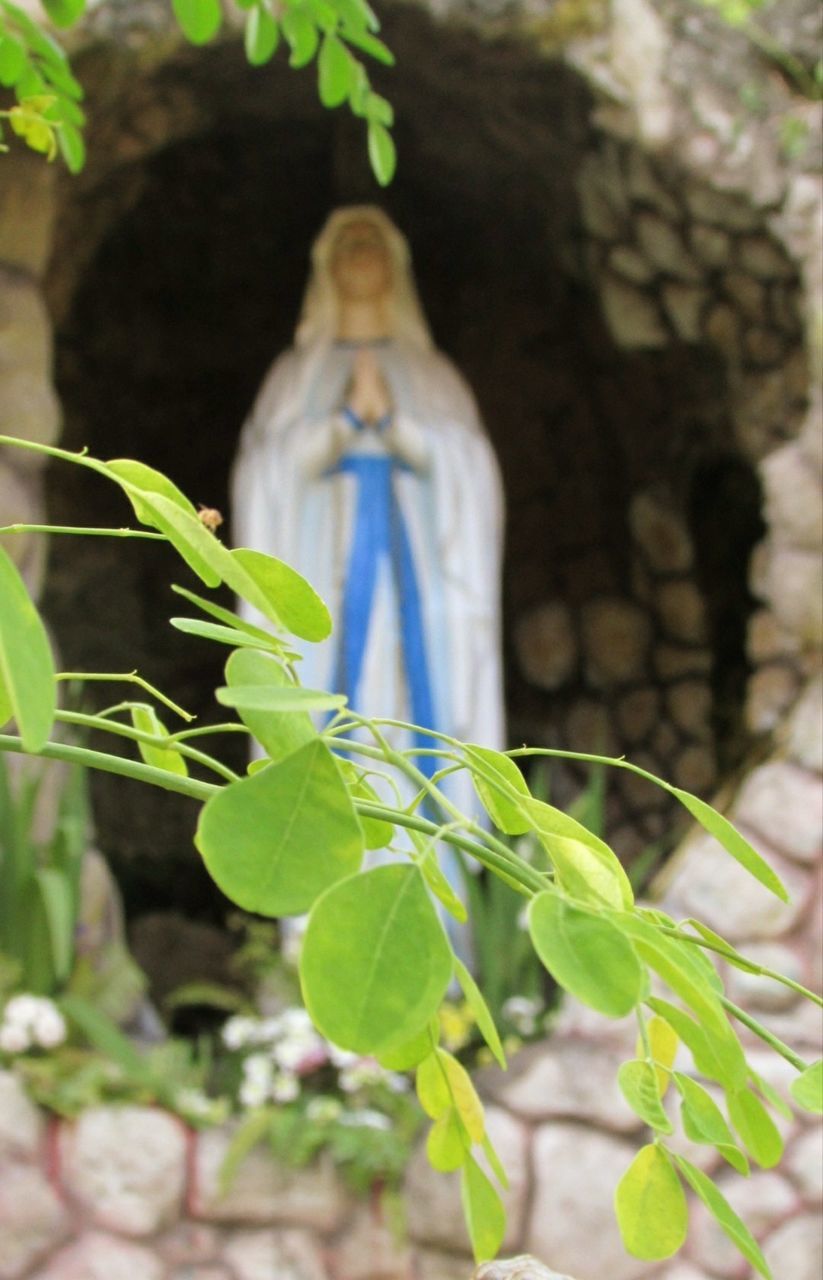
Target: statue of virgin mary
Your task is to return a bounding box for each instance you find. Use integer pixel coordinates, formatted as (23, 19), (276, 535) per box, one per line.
(231, 206), (505, 824)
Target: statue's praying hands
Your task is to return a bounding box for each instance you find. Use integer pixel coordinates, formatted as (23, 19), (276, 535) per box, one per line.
(347, 347), (393, 427)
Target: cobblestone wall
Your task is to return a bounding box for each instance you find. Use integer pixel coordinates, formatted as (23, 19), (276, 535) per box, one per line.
(0, 2), (820, 1279)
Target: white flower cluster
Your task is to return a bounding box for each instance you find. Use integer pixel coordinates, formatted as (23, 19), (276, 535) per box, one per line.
(0, 994), (67, 1055)
(221, 1007), (407, 1110)
(501, 994), (545, 1037)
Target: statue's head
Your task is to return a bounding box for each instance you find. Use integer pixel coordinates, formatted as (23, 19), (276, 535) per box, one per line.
(295, 206), (432, 350)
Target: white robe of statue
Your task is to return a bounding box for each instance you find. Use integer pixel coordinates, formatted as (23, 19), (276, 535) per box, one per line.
(231, 207), (505, 835)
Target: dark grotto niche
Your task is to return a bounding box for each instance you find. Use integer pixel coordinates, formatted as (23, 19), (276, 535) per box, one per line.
(43, 23), (767, 927)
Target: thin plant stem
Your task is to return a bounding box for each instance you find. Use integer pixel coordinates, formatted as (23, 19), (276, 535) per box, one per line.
(55, 710), (239, 783)
(720, 996), (808, 1073)
(56, 672), (193, 722)
(0, 734), (218, 801)
(0, 523), (165, 540)
(659, 925), (823, 1009)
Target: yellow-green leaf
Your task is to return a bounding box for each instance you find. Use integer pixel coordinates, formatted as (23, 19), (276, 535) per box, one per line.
(615, 1144), (687, 1261)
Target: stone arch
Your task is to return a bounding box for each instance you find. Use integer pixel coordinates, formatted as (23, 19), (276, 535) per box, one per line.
(0, 1), (821, 1274)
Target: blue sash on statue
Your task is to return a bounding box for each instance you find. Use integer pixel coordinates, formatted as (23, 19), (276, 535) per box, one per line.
(329, 415), (437, 779)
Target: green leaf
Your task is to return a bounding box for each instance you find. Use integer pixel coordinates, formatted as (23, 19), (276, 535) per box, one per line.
(104, 465), (223, 588)
(216, 683), (345, 713)
(171, 0), (222, 44)
(528, 890), (645, 1018)
(646, 997), (748, 1093)
(790, 1060), (822, 1114)
(60, 994), (154, 1084)
(453, 955), (506, 1069)
(345, 772), (393, 851)
(171, 585), (283, 648)
(675, 1073), (749, 1175)
(300, 864), (453, 1055)
(615, 1144), (687, 1261)
(460, 1155), (506, 1263)
(35, 868), (74, 983)
(527, 797), (634, 909)
(103, 458), (197, 517)
(364, 90), (393, 125)
(0, 35), (27, 86)
(641, 1013), (679, 1095)
(416, 840), (467, 923)
(623, 918), (730, 1039)
(244, 5), (279, 64)
(318, 34), (352, 106)
(617, 1061), (673, 1133)
(673, 1154), (772, 1279)
(57, 120), (85, 172)
(41, 0), (85, 28)
(464, 744), (531, 835)
(417, 1049), (484, 1141)
(342, 27), (394, 65)
(223, 649), (317, 763)
(427, 1108), (467, 1171)
(672, 788), (788, 903)
(0, 545), (56, 751)
(130, 704), (188, 777)
(367, 120), (395, 186)
(230, 548), (331, 642)
(727, 1087), (783, 1168)
(170, 616), (281, 653)
(376, 1022), (433, 1070)
(195, 739), (363, 916)
(2, 2), (66, 66)
(282, 8), (319, 66)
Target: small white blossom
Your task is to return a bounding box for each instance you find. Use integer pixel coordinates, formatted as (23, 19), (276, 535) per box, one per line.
(239, 1077), (270, 1109)
(3, 995), (42, 1027)
(0, 1023), (30, 1055)
(502, 995), (544, 1036)
(339, 1108), (392, 1131)
(271, 1072), (300, 1103)
(32, 1004), (66, 1049)
(243, 1053), (274, 1085)
(221, 1016), (258, 1050)
(307, 1096), (342, 1123)
(338, 1058), (385, 1093)
(328, 1044), (359, 1070)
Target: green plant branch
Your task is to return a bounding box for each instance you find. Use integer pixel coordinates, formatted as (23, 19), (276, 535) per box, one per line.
(720, 995), (809, 1072)
(0, 734), (219, 801)
(0, 523), (165, 540)
(56, 672), (194, 722)
(54, 710), (239, 783)
(659, 925), (823, 1009)
(327, 731), (543, 890)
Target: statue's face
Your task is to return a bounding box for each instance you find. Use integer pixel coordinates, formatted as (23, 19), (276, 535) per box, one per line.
(330, 219), (392, 303)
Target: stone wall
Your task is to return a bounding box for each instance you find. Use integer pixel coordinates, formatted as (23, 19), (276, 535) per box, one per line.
(0, 2), (820, 1279)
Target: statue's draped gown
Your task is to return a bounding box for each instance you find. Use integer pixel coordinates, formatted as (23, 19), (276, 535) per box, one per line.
(232, 333), (505, 849)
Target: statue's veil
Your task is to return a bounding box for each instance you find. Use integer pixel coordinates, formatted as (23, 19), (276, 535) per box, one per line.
(295, 205), (433, 351)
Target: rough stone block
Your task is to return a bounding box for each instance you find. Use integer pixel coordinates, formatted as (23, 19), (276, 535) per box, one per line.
(657, 828), (810, 943)
(636, 212), (701, 280)
(0, 1163), (69, 1280)
(629, 491), (692, 572)
(762, 443), (823, 551)
(334, 1204), (412, 1279)
(28, 1231), (163, 1280)
(413, 1251), (471, 1280)
(581, 596), (652, 685)
(222, 1228), (326, 1280)
(405, 1106), (529, 1255)
(662, 281), (706, 342)
(690, 223), (731, 268)
(691, 1170), (798, 1278)
(0, 1069), (43, 1162)
(745, 664), (800, 735)
(723, 940), (806, 1013)
(514, 602), (577, 691)
(482, 1040), (641, 1134)
(785, 676), (823, 772)
(525, 1125), (640, 1280)
(59, 1105), (187, 1236)
(786, 1125), (823, 1203)
(763, 1213), (823, 1280)
(733, 762), (823, 865)
(0, 151), (56, 279)
(191, 1128), (347, 1230)
(475, 1259), (577, 1280)
(656, 581), (707, 644)
(600, 275), (667, 348)
(607, 245), (654, 284)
